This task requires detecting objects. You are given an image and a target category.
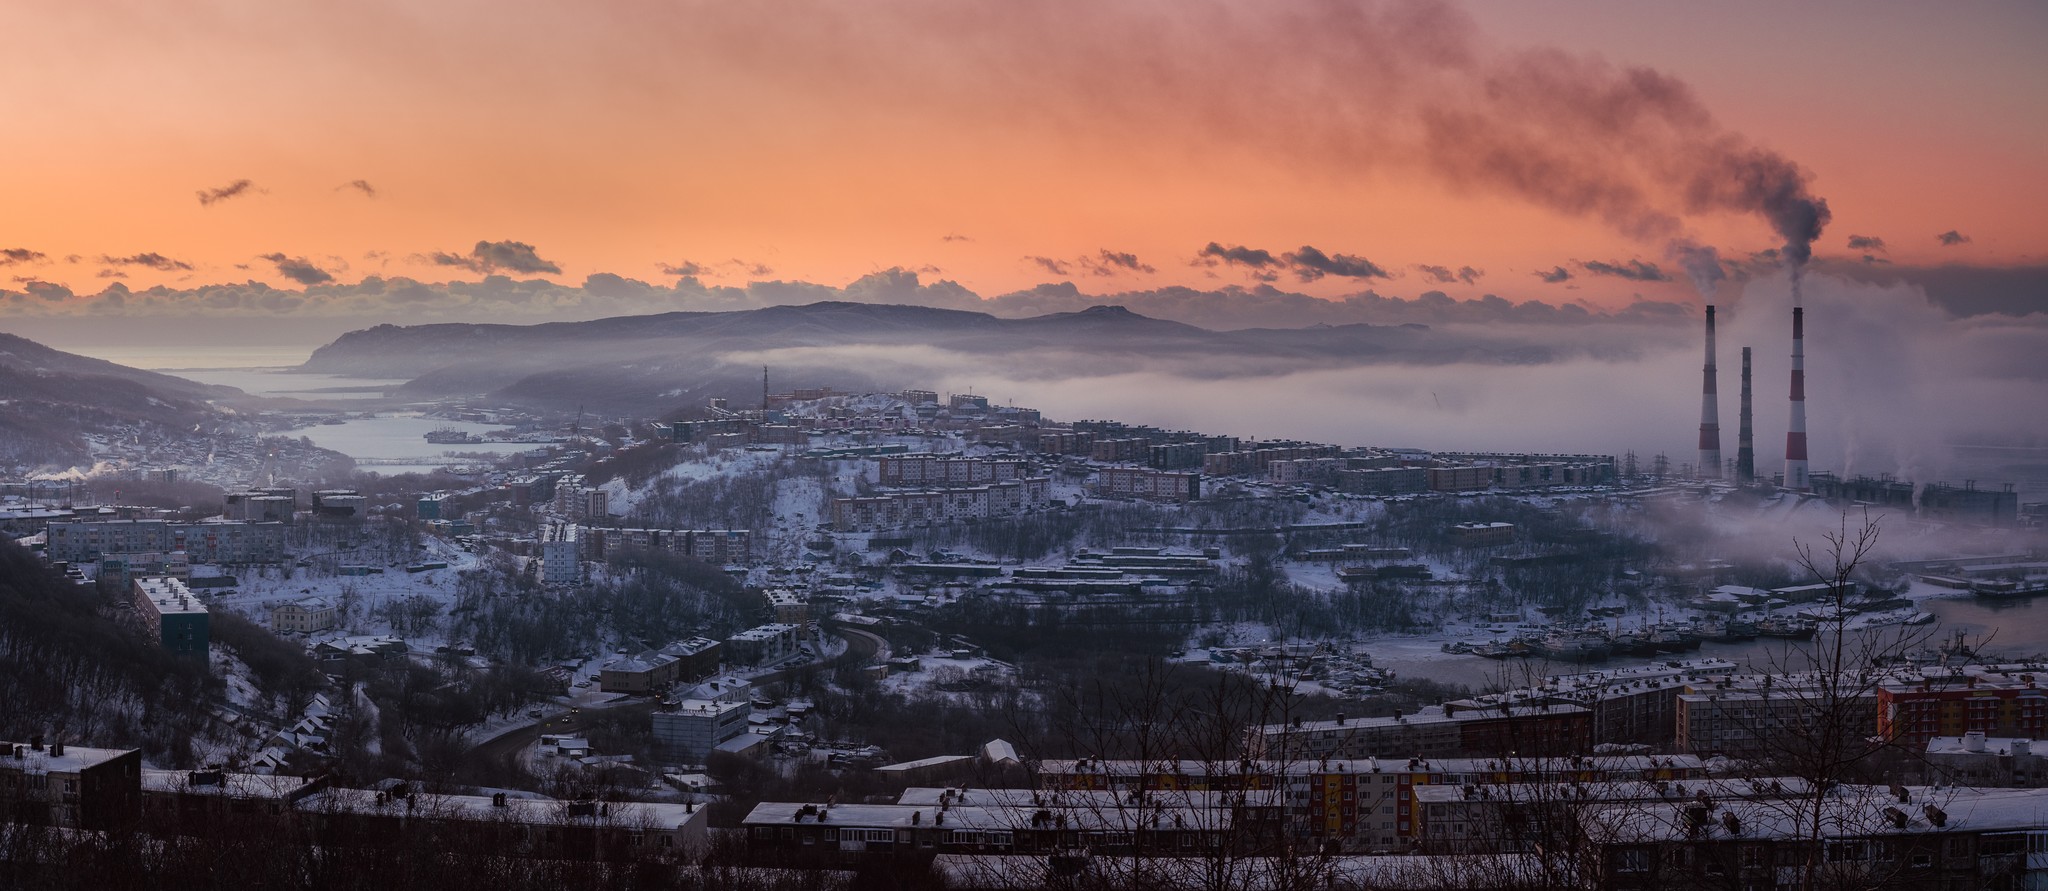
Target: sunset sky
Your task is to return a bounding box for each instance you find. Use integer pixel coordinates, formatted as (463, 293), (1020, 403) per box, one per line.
(2, 0), (2044, 320)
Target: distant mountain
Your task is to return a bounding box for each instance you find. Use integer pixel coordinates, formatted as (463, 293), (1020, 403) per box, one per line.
(0, 332), (238, 469)
(297, 300), (1533, 413)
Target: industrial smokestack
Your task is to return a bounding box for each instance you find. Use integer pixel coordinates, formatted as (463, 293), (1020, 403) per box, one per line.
(1736, 346), (1755, 485)
(1785, 307), (1809, 492)
(1698, 306), (1721, 480)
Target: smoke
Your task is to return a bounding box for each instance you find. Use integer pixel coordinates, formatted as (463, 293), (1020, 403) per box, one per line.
(1669, 241), (1726, 298)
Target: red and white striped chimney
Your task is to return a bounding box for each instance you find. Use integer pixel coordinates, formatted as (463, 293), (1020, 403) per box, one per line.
(1698, 305), (1722, 479)
(1785, 306), (1809, 492)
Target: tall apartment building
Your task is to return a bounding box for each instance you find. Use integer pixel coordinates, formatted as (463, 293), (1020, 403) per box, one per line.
(541, 535), (582, 585)
(552, 478), (611, 520)
(133, 577), (209, 660)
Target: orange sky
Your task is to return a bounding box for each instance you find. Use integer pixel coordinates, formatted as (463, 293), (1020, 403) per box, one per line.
(1, 0), (2043, 313)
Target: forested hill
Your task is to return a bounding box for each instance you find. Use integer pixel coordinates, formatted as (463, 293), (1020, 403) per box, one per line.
(0, 331), (236, 469)
(0, 541), (215, 763)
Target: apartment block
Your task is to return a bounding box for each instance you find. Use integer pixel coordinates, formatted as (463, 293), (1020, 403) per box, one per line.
(1880, 669), (2048, 747)
(828, 478), (1050, 531)
(133, 576), (209, 660)
(1251, 703), (1593, 763)
(1336, 466), (1431, 495)
(577, 526), (751, 563)
(724, 623), (801, 667)
(0, 740), (142, 830)
(1093, 467), (1200, 503)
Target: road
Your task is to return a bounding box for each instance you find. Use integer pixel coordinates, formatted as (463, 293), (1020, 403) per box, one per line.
(465, 622), (888, 767)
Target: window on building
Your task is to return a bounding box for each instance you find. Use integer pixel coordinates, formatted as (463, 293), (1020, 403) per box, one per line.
(1613, 848), (1651, 873)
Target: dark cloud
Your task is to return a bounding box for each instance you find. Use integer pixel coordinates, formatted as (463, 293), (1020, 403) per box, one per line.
(1079, 250), (1156, 276)
(260, 253), (336, 286)
(1846, 234), (1886, 252)
(428, 240), (563, 276)
(659, 261), (707, 277)
(1283, 245), (1390, 282)
(63, 254), (82, 264)
(727, 259), (774, 277)
(940, 233), (974, 243)
(1536, 266), (1573, 284)
(337, 179), (378, 198)
(1, 248), (46, 266)
(1416, 264), (1483, 285)
(196, 179), (259, 206)
(1579, 258), (1671, 282)
(1196, 242), (1280, 270)
(1024, 256), (1072, 276)
(96, 269), (128, 279)
(23, 281), (72, 301)
(98, 252), (194, 272)
(1937, 230), (1972, 246)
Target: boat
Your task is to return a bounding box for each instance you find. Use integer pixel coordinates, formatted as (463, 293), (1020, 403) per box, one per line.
(1646, 624), (1703, 653)
(1533, 630), (1612, 663)
(1605, 629), (1662, 658)
(1473, 639), (1530, 659)
(1756, 617), (1817, 640)
(424, 428), (484, 444)
(1692, 618), (1758, 642)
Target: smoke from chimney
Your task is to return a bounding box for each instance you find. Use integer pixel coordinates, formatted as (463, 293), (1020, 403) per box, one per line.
(1698, 305), (1721, 479)
(1786, 307), (1809, 492)
(1737, 346), (1755, 485)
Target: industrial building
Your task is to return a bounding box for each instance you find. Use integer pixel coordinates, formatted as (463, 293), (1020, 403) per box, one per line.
(651, 699), (752, 761)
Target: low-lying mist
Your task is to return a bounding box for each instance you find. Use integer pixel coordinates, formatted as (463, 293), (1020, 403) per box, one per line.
(729, 272), (2048, 497)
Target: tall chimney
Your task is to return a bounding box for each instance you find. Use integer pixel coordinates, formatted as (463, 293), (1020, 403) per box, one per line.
(1736, 346), (1755, 485)
(1785, 307), (1809, 492)
(1697, 306), (1722, 479)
